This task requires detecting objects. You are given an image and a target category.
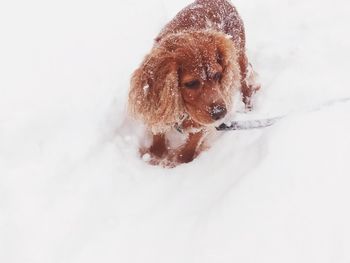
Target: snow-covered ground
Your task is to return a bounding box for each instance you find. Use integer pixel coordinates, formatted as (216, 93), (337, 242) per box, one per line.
(1, 0), (350, 262)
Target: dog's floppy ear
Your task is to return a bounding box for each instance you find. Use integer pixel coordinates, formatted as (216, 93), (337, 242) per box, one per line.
(215, 34), (241, 108)
(128, 47), (184, 133)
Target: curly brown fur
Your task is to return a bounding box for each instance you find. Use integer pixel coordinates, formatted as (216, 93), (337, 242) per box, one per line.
(128, 0), (260, 167)
(129, 31), (240, 133)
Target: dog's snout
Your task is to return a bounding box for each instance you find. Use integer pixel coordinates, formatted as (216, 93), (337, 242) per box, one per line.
(210, 104), (227, 120)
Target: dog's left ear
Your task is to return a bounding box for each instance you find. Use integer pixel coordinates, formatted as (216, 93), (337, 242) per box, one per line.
(128, 47), (183, 133)
(215, 35), (241, 107)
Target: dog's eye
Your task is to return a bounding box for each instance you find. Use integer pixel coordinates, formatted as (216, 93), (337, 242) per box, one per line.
(213, 72), (222, 82)
(184, 80), (201, 89)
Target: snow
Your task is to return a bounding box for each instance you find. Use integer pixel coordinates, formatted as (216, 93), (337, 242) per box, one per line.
(1, 0), (350, 262)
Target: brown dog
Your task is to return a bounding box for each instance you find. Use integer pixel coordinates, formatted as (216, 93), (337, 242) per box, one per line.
(128, 0), (260, 167)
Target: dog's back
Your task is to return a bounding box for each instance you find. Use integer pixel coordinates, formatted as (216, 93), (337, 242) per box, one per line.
(156, 0), (245, 51)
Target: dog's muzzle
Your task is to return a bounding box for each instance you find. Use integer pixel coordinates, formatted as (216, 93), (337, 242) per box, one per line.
(210, 104), (227, 120)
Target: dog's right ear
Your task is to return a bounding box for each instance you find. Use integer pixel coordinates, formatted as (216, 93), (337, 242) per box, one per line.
(128, 47), (184, 133)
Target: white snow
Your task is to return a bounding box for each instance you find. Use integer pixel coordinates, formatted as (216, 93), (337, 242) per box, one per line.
(143, 84), (150, 95)
(1, 0), (350, 262)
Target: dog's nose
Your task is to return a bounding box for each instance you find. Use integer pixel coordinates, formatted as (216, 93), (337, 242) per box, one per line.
(210, 104), (227, 120)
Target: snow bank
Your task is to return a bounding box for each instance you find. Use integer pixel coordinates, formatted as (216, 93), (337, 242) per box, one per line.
(1, 0), (350, 262)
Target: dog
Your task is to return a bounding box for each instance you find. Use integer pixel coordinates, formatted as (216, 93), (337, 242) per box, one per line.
(128, 0), (260, 167)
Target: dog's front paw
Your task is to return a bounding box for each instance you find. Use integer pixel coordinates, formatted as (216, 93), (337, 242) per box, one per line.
(140, 148), (160, 165)
(140, 148), (178, 168)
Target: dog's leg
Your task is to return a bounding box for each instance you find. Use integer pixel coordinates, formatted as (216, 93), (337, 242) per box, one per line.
(140, 133), (170, 166)
(239, 53), (260, 110)
(176, 131), (204, 164)
(149, 133), (168, 158)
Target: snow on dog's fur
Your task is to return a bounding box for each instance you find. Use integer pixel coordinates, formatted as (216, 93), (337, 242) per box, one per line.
(128, 0), (260, 167)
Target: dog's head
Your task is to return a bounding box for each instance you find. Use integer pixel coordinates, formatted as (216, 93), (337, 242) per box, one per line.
(129, 31), (241, 133)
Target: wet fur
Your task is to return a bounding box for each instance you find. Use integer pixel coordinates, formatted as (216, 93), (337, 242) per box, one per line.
(128, 0), (259, 167)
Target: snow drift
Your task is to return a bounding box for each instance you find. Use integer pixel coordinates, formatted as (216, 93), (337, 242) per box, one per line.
(1, 0), (350, 262)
